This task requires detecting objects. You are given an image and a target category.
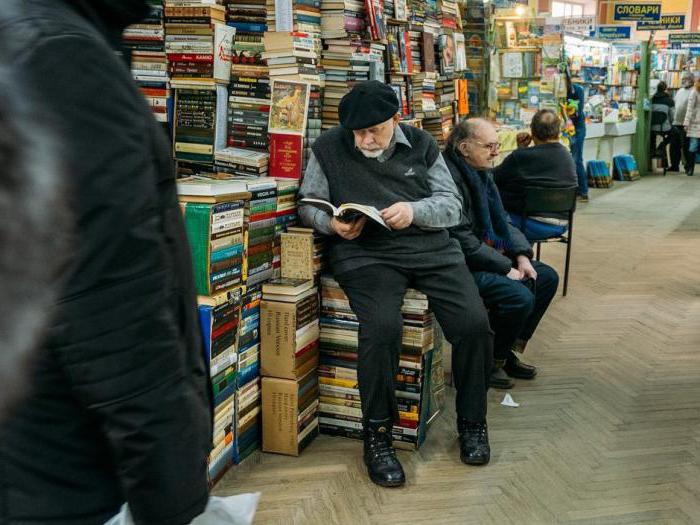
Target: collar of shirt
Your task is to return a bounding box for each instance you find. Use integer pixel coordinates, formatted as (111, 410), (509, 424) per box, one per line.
(375, 125), (411, 163)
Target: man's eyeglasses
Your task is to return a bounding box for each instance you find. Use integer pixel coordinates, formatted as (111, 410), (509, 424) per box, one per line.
(471, 139), (500, 152)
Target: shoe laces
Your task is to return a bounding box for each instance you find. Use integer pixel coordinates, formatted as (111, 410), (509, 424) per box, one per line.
(465, 421), (488, 439)
(368, 433), (398, 465)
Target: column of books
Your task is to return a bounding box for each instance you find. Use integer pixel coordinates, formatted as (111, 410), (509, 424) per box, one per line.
(317, 276), (438, 449)
(124, 1), (170, 126)
(461, 0), (487, 116)
(320, 1), (383, 130)
(165, 2), (234, 170)
(176, 178), (249, 483)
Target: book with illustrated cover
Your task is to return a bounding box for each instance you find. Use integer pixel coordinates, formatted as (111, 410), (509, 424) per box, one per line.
(299, 198), (389, 228)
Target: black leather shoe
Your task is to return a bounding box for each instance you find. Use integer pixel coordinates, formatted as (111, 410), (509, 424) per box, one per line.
(457, 419), (490, 465)
(363, 426), (405, 487)
(504, 352), (538, 379)
(489, 366), (514, 389)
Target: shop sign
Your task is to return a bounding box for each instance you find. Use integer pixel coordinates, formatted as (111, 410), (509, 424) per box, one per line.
(613, 3), (661, 22)
(597, 25), (631, 40)
(563, 15), (596, 36)
(637, 14), (685, 30)
(669, 33), (700, 49)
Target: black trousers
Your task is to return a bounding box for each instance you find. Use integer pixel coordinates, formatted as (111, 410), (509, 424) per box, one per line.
(336, 262), (493, 425)
(668, 125), (684, 171)
(673, 125), (694, 174)
(473, 261), (559, 362)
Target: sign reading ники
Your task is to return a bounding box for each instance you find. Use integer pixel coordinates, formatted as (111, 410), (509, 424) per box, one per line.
(613, 3), (661, 22)
(637, 14), (685, 30)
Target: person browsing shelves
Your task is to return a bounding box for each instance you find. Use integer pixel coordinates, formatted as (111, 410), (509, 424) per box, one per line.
(299, 81), (495, 488)
(444, 118), (559, 390)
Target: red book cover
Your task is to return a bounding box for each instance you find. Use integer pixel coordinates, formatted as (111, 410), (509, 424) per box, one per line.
(166, 53), (214, 63)
(269, 133), (303, 179)
(403, 32), (413, 73)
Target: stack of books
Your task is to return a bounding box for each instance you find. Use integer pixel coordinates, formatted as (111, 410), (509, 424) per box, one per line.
(177, 179), (248, 296)
(227, 70), (271, 151)
(198, 288), (243, 483)
(165, 2), (234, 166)
(321, 39), (384, 129)
(409, 0), (427, 26)
(262, 31), (323, 84)
(436, 0), (458, 30)
(241, 178), (279, 286)
(226, 0), (267, 36)
(421, 75), (454, 147)
(124, 1), (169, 124)
(215, 147), (270, 178)
(320, 0), (367, 40)
(260, 278), (321, 455)
(411, 72), (438, 118)
(233, 285), (264, 464)
(388, 74), (412, 117)
(164, 3), (234, 87)
(317, 275), (436, 449)
(272, 179), (301, 277)
(305, 85), (323, 169)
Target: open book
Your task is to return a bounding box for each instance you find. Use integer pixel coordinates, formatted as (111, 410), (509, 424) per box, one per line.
(300, 198), (389, 229)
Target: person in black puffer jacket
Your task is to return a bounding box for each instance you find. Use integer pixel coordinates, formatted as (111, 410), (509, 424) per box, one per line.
(0, 2), (213, 524)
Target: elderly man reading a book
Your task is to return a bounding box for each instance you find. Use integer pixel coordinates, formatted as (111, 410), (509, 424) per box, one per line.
(299, 80), (494, 488)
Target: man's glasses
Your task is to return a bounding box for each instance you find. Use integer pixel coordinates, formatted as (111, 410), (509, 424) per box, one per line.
(471, 139), (500, 152)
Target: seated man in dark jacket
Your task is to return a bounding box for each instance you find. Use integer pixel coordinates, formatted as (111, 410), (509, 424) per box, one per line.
(445, 118), (559, 389)
(493, 109), (577, 240)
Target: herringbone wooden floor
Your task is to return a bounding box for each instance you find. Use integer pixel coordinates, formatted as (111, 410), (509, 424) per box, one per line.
(216, 174), (700, 524)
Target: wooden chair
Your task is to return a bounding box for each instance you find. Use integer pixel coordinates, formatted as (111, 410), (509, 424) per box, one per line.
(519, 186), (578, 296)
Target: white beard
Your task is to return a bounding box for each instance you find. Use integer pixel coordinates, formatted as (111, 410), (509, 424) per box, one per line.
(359, 148), (385, 159)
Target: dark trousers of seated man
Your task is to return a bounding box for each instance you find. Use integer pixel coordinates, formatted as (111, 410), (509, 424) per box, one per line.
(336, 261), (494, 428)
(472, 260), (558, 366)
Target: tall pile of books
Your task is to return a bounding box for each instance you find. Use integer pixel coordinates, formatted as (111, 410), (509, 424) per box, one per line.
(198, 287), (243, 483)
(320, 0), (366, 40)
(318, 276), (436, 449)
(165, 2), (235, 167)
(436, 0), (458, 30)
(462, 0), (486, 115)
(177, 178), (251, 482)
(321, 39), (384, 129)
(227, 66), (271, 151)
(233, 285), (264, 464)
(272, 179), (301, 277)
(422, 75), (454, 147)
(411, 72), (438, 118)
(124, 1), (169, 124)
(260, 278), (321, 455)
(241, 178), (278, 286)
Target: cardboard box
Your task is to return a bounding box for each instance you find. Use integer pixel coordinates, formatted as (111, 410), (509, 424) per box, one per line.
(260, 299), (320, 379)
(261, 373), (320, 456)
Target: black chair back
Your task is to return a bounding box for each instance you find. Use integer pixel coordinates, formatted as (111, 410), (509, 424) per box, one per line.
(523, 186), (578, 215)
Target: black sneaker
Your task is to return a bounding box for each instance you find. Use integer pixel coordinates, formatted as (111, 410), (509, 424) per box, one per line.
(457, 419), (491, 465)
(489, 366), (514, 389)
(504, 352), (538, 380)
(363, 426), (405, 487)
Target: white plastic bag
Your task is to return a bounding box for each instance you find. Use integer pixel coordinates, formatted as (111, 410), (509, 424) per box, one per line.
(104, 493), (260, 525)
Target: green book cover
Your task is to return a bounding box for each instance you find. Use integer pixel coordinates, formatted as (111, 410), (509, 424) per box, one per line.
(183, 203), (213, 295)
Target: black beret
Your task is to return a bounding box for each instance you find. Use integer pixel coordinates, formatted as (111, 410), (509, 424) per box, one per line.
(338, 80), (400, 130)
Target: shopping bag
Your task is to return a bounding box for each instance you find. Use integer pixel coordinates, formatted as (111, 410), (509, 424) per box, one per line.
(104, 493), (260, 525)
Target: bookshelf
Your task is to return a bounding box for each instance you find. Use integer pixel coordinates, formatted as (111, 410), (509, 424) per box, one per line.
(565, 36), (639, 123)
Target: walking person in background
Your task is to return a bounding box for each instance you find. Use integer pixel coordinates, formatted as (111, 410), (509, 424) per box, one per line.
(682, 73), (700, 176)
(672, 72), (695, 175)
(565, 68), (588, 201)
(650, 81), (676, 171)
(0, 2), (213, 524)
